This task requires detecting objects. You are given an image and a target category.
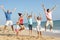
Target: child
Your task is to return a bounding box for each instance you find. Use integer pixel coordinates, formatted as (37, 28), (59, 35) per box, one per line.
(26, 13), (33, 36)
(34, 14), (42, 37)
(15, 22), (20, 36)
(18, 13), (25, 31)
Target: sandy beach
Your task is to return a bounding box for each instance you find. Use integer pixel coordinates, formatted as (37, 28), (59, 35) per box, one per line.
(0, 26), (60, 40)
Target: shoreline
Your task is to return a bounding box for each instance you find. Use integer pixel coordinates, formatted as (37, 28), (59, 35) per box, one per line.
(0, 26), (60, 40)
(0, 26), (60, 37)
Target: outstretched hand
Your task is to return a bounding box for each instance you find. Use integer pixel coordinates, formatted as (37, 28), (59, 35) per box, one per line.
(51, 5), (56, 11)
(0, 5), (4, 9)
(14, 8), (17, 10)
(42, 3), (44, 7)
(13, 8), (17, 11)
(12, 8), (17, 12)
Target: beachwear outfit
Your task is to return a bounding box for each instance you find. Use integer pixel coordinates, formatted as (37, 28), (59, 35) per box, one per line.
(15, 17), (24, 32)
(19, 18), (24, 25)
(45, 11), (53, 27)
(36, 20), (41, 31)
(4, 12), (13, 26)
(28, 18), (32, 30)
(18, 17), (25, 30)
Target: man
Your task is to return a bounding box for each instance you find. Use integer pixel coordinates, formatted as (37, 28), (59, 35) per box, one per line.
(0, 5), (16, 32)
(42, 4), (56, 31)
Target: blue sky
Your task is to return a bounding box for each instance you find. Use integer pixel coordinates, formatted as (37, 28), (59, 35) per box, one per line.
(0, 0), (60, 25)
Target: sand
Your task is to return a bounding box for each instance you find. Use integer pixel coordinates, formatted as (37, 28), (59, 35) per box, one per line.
(0, 26), (60, 40)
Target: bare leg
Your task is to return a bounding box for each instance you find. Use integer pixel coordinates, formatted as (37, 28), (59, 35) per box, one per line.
(50, 25), (53, 31)
(36, 31), (39, 39)
(29, 30), (32, 36)
(11, 25), (14, 31)
(16, 32), (19, 36)
(19, 27), (22, 31)
(37, 31), (39, 37)
(45, 26), (46, 31)
(37, 31), (42, 38)
(40, 31), (42, 37)
(4, 25), (7, 31)
(21, 25), (25, 30)
(19, 25), (25, 31)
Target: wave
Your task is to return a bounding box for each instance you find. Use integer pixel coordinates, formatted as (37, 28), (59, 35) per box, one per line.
(1, 25), (60, 33)
(26, 27), (60, 33)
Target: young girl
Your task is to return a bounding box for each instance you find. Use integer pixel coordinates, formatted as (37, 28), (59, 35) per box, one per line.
(15, 22), (20, 36)
(26, 13), (33, 36)
(18, 13), (25, 31)
(34, 14), (42, 37)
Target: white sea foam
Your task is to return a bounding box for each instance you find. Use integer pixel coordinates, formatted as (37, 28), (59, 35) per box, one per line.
(26, 27), (60, 33)
(1, 25), (60, 33)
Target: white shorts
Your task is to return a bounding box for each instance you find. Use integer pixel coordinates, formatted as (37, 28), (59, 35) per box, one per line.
(37, 25), (41, 31)
(46, 20), (53, 27)
(5, 20), (13, 26)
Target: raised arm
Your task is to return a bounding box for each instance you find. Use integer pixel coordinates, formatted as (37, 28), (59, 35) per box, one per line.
(39, 13), (42, 20)
(34, 13), (37, 21)
(17, 17), (20, 24)
(50, 5), (56, 11)
(22, 13), (26, 17)
(24, 11), (28, 18)
(31, 11), (33, 16)
(12, 8), (17, 13)
(0, 5), (6, 12)
(26, 13), (29, 19)
(42, 4), (46, 12)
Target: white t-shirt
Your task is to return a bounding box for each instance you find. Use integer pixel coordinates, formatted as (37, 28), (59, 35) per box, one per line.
(15, 25), (20, 29)
(37, 20), (41, 26)
(36, 20), (41, 31)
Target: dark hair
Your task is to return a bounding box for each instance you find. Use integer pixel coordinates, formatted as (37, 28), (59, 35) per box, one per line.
(47, 9), (49, 12)
(18, 13), (22, 16)
(37, 16), (40, 20)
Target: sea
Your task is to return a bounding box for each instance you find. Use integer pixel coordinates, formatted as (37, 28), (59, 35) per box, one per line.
(24, 20), (60, 33)
(24, 20), (60, 30)
(0, 20), (60, 33)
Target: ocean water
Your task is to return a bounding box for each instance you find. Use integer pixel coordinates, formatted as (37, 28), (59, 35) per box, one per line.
(1, 20), (60, 30)
(0, 20), (60, 33)
(24, 20), (60, 30)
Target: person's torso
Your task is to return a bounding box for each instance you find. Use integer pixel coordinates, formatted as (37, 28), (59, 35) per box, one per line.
(19, 17), (23, 24)
(45, 12), (52, 20)
(5, 12), (12, 20)
(28, 18), (32, 25)
(37, 20), (41, 26)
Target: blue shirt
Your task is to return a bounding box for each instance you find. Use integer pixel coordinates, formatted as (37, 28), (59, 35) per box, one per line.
(5, 12), (12, 20)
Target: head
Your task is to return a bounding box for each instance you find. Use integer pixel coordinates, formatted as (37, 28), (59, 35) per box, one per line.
(28, 15), (32, 18)
(37, 16), (40, 20)
(18, 13), (22, 17)
(7, 10), (10, 13)
(16, 22), (19, 25)
(47, 9), (50, 12)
